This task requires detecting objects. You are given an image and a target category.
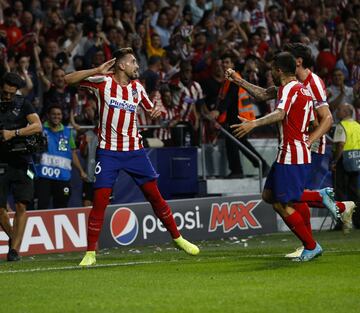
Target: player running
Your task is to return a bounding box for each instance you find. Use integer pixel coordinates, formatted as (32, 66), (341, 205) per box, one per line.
(65, 47), (199, 266)
(229, 52), (322, 261)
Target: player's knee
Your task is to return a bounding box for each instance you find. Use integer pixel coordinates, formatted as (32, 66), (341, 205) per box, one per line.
(262, 190), (273, 204)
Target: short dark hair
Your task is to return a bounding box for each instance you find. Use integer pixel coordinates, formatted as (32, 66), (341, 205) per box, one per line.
(221, 53), (235, 63)
(113, 47), (134, 60)
(148, 56), (161, 66)
(47, 104), (63, 114)
(283, 43), (313, 69)
(273, 52), (296, 75)
(1, 72), (25, 89)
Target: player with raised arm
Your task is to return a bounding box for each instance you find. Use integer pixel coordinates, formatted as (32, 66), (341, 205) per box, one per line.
(231, 52), (322, 261)
(65, 48), (199, 266)
(226, 43), (355, 257)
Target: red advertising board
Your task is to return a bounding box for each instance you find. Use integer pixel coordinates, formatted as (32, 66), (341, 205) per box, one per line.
(0, 208), (90, 259)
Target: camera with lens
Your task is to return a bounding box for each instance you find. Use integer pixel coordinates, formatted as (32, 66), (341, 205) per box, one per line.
(1, 133), (48, 154)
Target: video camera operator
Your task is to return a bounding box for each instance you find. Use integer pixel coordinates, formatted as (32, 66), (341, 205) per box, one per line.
(0, 72), (42, 261)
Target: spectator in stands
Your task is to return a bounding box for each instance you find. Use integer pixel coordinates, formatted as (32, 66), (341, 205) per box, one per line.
(141, 55), (162, 99)
(216, 53), (269, 178)
(316, 37), (337, 81)
(172, 60), (204, 146)
(42, 68), (75, 125)
(34, 105), (87, 210)
(0, 7), (22, 48)
(145, 17), (165, 58)
(327, 69), (354, 119)
(331, 103), (360, 229)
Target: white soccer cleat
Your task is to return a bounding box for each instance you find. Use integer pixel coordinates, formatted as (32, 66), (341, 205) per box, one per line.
(341, 201), (356, 234)
(285, 246), (304, 258)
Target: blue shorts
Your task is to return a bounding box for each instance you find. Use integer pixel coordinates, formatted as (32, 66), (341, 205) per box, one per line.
(305, 152), (324, 189)
(94, 148), (159, 189)
(264, 162), (310, 204)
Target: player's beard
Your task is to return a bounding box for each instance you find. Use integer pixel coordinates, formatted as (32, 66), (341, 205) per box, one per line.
(128, 70), (139, 80)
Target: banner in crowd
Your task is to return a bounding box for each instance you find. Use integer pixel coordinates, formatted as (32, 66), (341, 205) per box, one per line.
(0, 195), (277, 258)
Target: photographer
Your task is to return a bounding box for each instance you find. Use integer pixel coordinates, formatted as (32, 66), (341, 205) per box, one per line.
(0, 72), (42, 261)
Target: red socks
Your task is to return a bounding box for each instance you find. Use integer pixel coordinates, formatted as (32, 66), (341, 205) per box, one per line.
(87, 188), (112, 251)
(283, 211), (316, 250)
(336, 202), (346, 213)
(140, 180), (180, 239)
(293, 203), (312, 235)
(299, 190), (345, 213)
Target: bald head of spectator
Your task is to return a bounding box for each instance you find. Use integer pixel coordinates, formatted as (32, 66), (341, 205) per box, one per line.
(52, 68), (66, 90)
(45, 40), (60, 60)
(336, 103), (354, 120)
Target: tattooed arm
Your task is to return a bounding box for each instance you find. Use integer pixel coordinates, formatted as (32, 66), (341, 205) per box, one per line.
(225, 68), (277, 101)
(230, 109), (285, 138)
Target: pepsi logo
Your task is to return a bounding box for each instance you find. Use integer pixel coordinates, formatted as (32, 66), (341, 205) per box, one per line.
(110, 207), (139, 245)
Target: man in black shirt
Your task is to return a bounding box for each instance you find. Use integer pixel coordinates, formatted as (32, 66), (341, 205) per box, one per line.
(0, 72), (42, 261)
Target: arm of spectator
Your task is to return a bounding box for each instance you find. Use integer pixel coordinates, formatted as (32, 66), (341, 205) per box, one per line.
(308, 106), (333, 145)
(20, 63), (34, 96)
(331, 141), (345, 171)
(1, 113), (42, 141)
(145, 17), (155, 57)
(72, 149), (88, 181)
(34, 44), (51, 92)
(225, 68), (277, 101)
(64, 58), (115, 85)
(237, 23), (248, 45)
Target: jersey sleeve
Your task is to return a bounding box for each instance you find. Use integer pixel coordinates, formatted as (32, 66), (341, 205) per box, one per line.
(138, 82), (154, 111)
(79, 75), (106, 92)
(276, 84), (297, 115)
(309, 76), (328, 109)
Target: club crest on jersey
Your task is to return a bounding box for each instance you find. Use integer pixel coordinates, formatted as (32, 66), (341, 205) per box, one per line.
(109, 97), (136, 112)
(132, 89), (139, 102)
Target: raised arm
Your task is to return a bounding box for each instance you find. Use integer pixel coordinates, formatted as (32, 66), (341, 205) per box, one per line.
(225, 68), (277, 101)
(64, 58), (116, 85)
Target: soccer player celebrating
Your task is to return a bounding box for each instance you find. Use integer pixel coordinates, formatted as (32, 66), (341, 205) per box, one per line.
(225, 43), (355, 258)
(228, 52), (322, 261)
(65, 48), (199, 266)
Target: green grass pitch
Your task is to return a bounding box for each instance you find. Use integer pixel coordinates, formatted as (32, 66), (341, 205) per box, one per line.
(1, 230), (359, 313)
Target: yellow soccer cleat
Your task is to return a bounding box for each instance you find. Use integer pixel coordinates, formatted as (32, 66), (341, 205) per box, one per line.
(173, 236), (200, 256)
(79, 251), (96, 266)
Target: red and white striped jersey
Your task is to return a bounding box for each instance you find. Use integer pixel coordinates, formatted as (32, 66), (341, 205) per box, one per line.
(80, 74), (153, 151)
(303, 71), (328, 155)
(276, 80), (314, 165)
(175, 81), (204, 124)
(153, 94), (178, 141)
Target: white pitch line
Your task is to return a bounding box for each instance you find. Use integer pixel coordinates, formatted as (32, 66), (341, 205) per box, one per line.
(0, 260), (167, 274)
(1, 248), (359, 274)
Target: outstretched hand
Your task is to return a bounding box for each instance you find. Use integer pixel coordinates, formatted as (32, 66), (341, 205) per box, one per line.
(97, 58), (116, 75)
(149, 107), (162, 119)
(230, 116), (256, 139)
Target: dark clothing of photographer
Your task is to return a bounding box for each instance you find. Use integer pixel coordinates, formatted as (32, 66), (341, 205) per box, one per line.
(0, 72), (42, 261)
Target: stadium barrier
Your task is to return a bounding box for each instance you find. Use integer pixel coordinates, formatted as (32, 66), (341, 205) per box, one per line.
(0, 195), (277, 259)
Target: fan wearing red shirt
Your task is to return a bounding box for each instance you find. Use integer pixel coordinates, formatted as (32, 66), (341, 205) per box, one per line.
(65, 48), (199, 266)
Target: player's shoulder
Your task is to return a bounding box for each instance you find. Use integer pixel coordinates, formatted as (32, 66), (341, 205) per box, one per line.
(307, 71), (325, 88)
(133, 79), (145, 90)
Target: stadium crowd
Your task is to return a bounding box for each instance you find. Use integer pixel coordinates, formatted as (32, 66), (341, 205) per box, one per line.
(0, 0), (359, 212)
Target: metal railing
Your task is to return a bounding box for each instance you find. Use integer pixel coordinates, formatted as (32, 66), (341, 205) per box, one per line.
(200, 114), (263, 193)
(71, 119), (264, 192)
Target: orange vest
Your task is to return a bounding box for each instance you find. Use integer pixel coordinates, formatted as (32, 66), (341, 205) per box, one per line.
(217, 75), (256, 123)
